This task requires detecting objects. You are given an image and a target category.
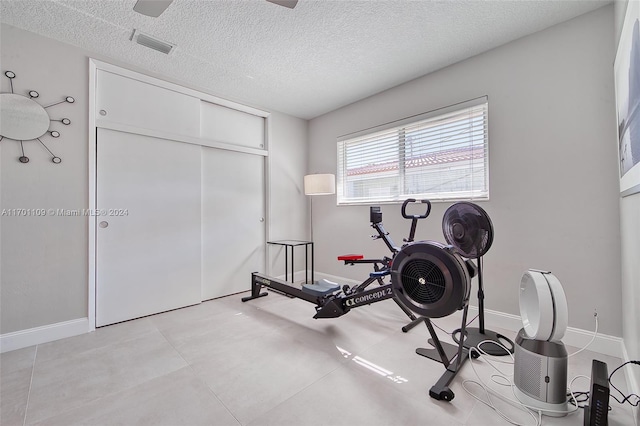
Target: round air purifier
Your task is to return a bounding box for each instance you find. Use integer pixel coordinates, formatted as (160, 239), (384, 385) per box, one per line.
(391, 241), (471, 318)
(515, 270), (570, 417)
(519, 270), (568, 342)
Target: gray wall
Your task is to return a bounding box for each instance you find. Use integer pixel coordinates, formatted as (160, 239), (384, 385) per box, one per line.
(308, 5), (622, 336)
(614, 0), (640, 420)
(267, 111), (309, 276)
(1, 24), (88, 333)
(0, 24), (308, 334)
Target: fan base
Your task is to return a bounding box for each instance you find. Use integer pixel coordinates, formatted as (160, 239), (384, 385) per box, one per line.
(416, 339), (461, 364)
(452, 327), (514, 356)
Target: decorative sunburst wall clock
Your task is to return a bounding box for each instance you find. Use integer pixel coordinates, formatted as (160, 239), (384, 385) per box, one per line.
(0, 70), (74, 164)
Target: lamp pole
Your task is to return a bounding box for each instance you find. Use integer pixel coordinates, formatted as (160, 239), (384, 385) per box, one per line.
(303, 173), (336, 283)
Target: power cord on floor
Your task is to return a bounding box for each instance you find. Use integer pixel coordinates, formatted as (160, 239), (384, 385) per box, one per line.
(567, 360), (640, 412)
(565, 375), (592, 409)
(462, 340), (583, 426)
(609, 360), (640, 407)
(567, 313), (598, 358)
(430, 314), (479, 336)
(460, 313), (620, 424)
(566, 388), (589, 408)
(460, 312), (625, 425)
(462, 340), (539, 426)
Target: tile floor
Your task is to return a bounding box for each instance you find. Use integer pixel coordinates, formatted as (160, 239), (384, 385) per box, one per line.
(1, 291), (636, 425)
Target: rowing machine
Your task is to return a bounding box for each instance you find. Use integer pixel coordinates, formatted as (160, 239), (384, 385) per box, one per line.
(243, 199), (480, 401)
(242, 200), (423, 320)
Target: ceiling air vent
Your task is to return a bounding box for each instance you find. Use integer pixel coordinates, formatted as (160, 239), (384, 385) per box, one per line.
(131, 30), (175, 55)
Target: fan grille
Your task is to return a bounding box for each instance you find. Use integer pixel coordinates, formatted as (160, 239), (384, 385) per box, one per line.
(442, 202), (493, 259)
(400, 258), (446, 304)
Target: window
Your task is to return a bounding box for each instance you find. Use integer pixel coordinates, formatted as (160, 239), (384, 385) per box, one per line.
(336, 97), (488, 205)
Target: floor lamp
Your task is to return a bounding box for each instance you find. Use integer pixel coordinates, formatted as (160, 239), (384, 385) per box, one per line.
(304, 174), (335, 244)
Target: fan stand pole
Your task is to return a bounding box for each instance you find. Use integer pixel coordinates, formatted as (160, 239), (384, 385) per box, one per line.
(452, 256), (515, 356)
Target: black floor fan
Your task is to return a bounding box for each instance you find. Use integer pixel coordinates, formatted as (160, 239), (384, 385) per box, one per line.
(443, 202), (514, 356)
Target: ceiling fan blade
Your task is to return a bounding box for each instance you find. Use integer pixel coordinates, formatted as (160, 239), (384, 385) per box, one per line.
(266, 0), (298, 9)
(133, 0), (174, 17)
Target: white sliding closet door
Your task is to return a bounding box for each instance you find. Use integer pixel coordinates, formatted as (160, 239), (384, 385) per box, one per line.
(202, 147), (265, 300)
(96, 128), (202, 326)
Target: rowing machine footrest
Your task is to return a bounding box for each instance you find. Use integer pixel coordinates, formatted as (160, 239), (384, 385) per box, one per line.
(370, 270), (390, 278)
(302, 279), (341, 297)
(337, 254), (364, 261)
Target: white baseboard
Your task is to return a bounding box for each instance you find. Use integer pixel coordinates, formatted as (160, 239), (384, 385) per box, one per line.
(314, 271), (625, 359)
(0, 317), (90, 353)
(315, 271), (362, 286)
(274, 269), (313, 284)
(273, 270), (363, 286)
(464, 306), (624, 359)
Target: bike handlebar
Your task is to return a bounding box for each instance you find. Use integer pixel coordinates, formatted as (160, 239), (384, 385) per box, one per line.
(401, 198), (432, 220)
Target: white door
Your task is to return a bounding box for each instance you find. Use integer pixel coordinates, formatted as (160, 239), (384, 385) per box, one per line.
(96, 128), (202, 326)
(202, 147), (265, 300)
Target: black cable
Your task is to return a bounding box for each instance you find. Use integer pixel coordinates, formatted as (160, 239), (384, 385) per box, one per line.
(432, 322), (452, 335)
(568, 360), (639, 412)
(567, 390), (590, 408)
(567, 391), (613, 411)
(608, 360), (640, 407)
(431, 314), (479, 336)
(466, 314), (479, 327)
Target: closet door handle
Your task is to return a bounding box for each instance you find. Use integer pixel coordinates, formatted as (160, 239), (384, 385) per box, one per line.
(99, 221), (109, 228)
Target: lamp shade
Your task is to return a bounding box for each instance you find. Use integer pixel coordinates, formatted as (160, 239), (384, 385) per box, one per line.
(304, 174), (335, 195)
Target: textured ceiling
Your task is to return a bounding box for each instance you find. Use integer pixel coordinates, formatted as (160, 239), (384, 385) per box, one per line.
(1, 0), (610, 119)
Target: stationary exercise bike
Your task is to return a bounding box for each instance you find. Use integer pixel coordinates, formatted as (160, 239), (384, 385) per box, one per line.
(243, 198), (478, 401)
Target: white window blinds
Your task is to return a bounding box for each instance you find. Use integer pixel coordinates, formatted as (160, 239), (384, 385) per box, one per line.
(337, 97), (489, 205)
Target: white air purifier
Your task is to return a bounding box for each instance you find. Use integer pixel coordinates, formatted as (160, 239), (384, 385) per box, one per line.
(513, 269), (569, 417)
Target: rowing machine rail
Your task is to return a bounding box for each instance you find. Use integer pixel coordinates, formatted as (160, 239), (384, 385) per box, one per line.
(243, 272), (396, 319)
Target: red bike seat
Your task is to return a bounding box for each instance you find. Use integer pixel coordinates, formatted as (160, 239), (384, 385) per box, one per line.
(337, 254), (364, 261)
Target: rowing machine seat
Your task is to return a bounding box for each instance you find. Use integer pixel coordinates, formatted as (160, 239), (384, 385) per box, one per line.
(338, 254), (364, 261)
(302, 279), (341, 297)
